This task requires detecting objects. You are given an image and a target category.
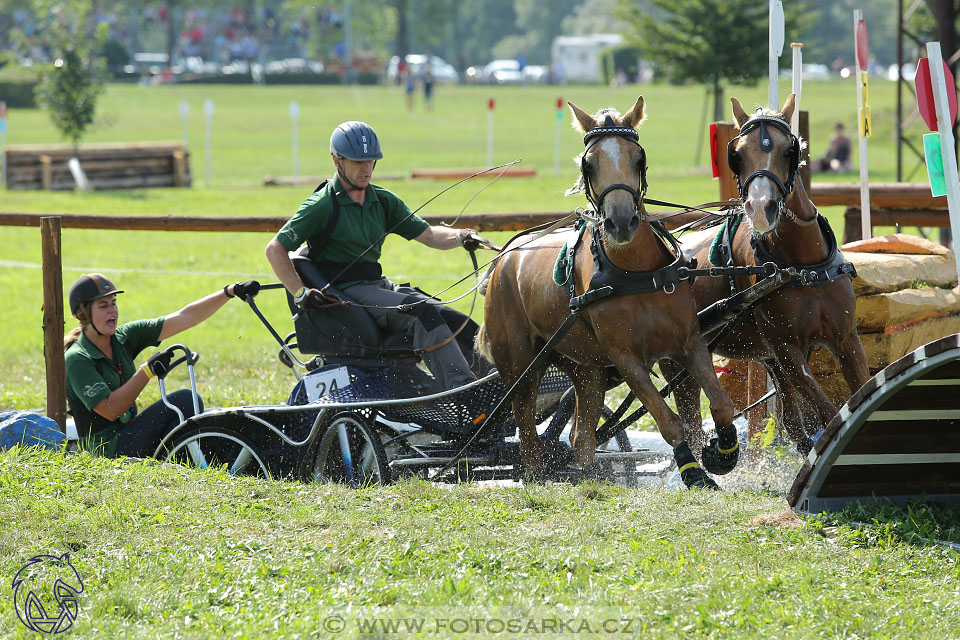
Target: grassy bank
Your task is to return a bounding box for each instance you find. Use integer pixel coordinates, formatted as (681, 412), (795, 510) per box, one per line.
(1, 447), (958, 639)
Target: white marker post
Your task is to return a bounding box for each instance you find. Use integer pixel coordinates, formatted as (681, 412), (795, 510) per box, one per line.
(553, 96), (563, 177)
(289, 100), (300, 186)
(486, 97), (494, 167)
(854, 11), (872, 239)
(203, 99), (214, 188)
(927, 41), (960, 282)
(791, 43), (803, 135)
(179, 100), (189, 146)
(768, 0), (785, 110)
(0, 101), (7, 189)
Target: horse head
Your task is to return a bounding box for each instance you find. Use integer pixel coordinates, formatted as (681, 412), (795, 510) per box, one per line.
(729, 94), (802, 234)
(568, 96), (647, 245)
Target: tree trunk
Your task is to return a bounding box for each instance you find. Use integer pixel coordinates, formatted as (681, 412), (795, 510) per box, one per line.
(713, 77), (724, 122)
(165, 1), (177, 67)
(393, 0), (409, 59)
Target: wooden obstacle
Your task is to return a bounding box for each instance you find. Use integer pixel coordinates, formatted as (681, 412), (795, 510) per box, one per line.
(789, 332), (960, 515)
(4, 142), (190, 190)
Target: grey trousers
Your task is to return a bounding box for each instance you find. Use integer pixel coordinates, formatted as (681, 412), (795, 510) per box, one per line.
(344, 278), (478, 390)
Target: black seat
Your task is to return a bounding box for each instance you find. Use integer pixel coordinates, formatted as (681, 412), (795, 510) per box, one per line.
(289, 249), (419, 364)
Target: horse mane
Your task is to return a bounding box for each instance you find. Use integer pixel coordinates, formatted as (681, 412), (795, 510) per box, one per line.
(565, 107), (622, 196)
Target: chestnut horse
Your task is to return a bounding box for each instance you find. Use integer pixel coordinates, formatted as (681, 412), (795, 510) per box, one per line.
(663, 94), (870, 455)
(476, 97), (738, 488)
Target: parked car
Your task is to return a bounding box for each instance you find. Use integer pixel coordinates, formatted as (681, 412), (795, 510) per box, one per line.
(386, 55), (459, 84)
(482, 59), (525, 84)
(522, 64), (549, 84)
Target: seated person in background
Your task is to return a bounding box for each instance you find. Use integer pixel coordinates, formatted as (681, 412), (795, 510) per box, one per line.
(812, 122), (852, 173)
(64, 273), (260, 458)
(264, 120), (491, 391)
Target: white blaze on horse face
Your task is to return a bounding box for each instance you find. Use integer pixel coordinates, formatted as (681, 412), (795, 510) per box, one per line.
(743, 149), (776, 233)
(596, 137), (636, 223)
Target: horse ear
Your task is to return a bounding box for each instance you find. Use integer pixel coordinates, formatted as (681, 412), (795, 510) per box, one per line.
(731, 97), (750, 128)
(780, 93), (797, 123)
(568, 101), (596, 133)
(621, 96), (645, 128)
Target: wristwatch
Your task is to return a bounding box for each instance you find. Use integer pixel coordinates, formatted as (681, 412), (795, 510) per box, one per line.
(293, 286), (307, 305)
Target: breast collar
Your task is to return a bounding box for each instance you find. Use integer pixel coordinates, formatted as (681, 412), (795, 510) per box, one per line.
(585, 219), (691, 300)
(742, 214), (857, 288)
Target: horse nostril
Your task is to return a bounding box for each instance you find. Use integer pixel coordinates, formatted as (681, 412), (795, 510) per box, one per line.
(628, 213), (640, 232)
(603, 217), (617, 234)
(765, 200), (779, 219)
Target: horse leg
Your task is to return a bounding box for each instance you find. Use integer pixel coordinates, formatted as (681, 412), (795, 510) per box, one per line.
(831, 333), (871, 397)
(615, 357), (719, 490)
(677, 338), (738, 475)
(566, 365), (607, 470)
(764, 357), (815, 456)
(659, 359), (705, 456)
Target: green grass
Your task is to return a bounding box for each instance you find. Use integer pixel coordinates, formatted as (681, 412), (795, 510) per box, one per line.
(1, 447), (958, 639)
(0, 79), (920, 409)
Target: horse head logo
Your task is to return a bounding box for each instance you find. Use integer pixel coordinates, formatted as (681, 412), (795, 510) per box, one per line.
(12, 553), (84, 634)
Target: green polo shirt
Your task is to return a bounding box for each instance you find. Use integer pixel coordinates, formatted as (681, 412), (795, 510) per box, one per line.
(64, 317), (165, 456)
(275, 176), (429, 275)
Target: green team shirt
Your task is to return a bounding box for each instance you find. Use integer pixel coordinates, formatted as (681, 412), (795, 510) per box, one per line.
(64, 317), (165, 456)
(275, 175), (429, 266)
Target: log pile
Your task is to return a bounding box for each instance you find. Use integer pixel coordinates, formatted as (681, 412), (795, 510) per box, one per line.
(4, 142), (190, 190)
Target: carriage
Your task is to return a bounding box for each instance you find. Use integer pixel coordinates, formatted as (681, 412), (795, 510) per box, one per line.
(147, 256), (670, 486)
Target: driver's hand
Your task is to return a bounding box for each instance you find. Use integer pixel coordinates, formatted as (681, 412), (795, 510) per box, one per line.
(294, 287), (341, 310)
(457, 229), (490, 252)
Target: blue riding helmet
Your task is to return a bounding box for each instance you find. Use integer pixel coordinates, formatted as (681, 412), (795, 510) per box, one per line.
(329, 121), (383, 161)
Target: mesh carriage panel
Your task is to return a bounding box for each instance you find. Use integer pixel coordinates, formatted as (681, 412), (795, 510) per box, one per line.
(287, 363), (572, 439)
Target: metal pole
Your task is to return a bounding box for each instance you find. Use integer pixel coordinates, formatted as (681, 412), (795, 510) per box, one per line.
(41, 217), (66, 431)
(927, 41), (960, 280)
(791, 43), (803, 135)
(897, 0), (904, 181)
(855, 10), (872, 240)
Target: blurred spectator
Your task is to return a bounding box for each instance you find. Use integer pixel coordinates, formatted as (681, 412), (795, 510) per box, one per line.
(423, 63), (434, 111)
(812, 123), (852, 173)
(404, 67), (416, 111)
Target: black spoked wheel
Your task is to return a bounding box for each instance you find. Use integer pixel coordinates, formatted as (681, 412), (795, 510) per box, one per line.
(305, 412), (390, 487)
(164, 428), (271, 479)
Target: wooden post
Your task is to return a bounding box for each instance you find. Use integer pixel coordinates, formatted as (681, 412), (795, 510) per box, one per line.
(172, 150), (187, 187)
(745, 361), (769, 438)
(41, 217), (66, 431)
(40, 154), (52, 190)
(714, 121), (738, 202)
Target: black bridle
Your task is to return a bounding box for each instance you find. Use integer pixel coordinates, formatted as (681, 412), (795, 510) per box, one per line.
(580, 115), (648, 221)
(726, 114), (800, 217)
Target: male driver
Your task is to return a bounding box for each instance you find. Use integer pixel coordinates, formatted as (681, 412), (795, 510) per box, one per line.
(265, 121), (488, 390)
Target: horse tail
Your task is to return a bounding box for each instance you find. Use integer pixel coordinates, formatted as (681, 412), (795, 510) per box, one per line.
(474, 322), (494, 364)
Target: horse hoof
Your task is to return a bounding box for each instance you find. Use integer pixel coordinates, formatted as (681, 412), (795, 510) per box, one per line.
(522, 466), (551, 485)
(795, 436), (814, 457)
(681, 466), (720, 491)
(701, 435), (740, 475)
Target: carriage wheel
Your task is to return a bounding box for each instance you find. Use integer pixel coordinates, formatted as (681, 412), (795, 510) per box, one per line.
(164, 428), (271, 479)
(598, 419), (637, 486)
(304, 412), (390, 487)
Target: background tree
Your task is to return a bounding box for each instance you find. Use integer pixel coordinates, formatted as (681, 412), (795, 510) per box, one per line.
(15, 0), (107, 153)
(617, 0), (813, 121)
